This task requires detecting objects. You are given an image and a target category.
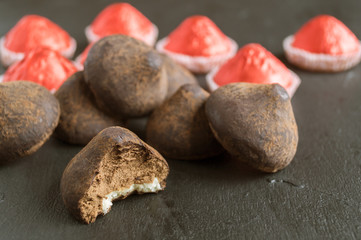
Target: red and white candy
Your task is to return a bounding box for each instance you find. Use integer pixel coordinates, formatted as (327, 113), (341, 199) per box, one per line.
(74, 43), (95, 70)
(1, 48), (77, 92)
(206, 43), (301, 98)
(0, 15), (76, 67)
(156, 15), (238, 74)
(283, 15), (361, 72)
(85, 3), (158, 46)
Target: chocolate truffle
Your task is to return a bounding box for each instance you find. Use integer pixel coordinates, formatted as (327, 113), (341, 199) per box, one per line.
(161, 54), (198, 99)
(146, 84), (223, 160)
(54, 71), (125, 145)
(60, 127), (169, 224)
(84, 35), (167, 118)
(205, 83), (298, 172)
(0, 81), (60, 162)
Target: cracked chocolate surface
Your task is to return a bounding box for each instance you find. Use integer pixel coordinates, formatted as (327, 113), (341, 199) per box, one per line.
(0, 81), (60, 162)
(60, 126), (169, 224)
(54, 71), (125, 145)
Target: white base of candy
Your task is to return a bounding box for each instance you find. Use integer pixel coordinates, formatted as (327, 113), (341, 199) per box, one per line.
(85, 24), (159, 47)
(0, 36), (77, 67)
(73, 56), (84, 71)
(283, 35), (361, 72)
(63, 37), (77, 59)
(156, 37), (238, 74)
(0, 37), (23, 67)
(206, 65), (301, 98)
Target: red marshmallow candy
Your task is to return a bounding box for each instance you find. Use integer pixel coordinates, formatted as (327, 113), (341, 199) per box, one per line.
(206, 43), (301, 98)
(85, 3), (158, 46)
(0, 15), (76, 67)
(74, 43), (95, 70)
(156, 15), (238, 73)
(1, 48), (77, 92)
(283, 15), (361, 72)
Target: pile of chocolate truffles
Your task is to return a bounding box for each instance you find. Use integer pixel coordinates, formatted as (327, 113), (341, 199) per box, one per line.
(60, 35), (297, 223)
(0, 34), (298, 224)
(57, 34), (298, 169)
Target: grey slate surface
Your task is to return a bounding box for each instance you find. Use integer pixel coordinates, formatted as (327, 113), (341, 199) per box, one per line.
(0, 0), (361, 239)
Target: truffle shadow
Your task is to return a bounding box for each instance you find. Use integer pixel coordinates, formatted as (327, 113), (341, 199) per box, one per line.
(166, 153), (265, 184)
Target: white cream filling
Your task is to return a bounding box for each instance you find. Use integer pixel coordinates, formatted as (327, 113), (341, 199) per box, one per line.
(102, 177), (162, 214)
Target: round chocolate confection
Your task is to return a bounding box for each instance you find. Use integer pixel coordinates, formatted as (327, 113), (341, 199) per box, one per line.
(54, 71), (126, 145)
(161, 54), (198, 99)
(0, 81), (60, 162)
(205, 83), (298, 173)
(61, 126), (169, 224)
(84, 35), (167, 118)
(146, 84), (224, 160)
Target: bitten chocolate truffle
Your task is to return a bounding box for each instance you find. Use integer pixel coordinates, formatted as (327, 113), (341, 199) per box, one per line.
(161, 54), (198, 99)
(0, 81), (60, 162)
(205, 83), (298, 172)
(60, 127), (169, 224)
(84, 35), (167, 118)
(146, 84), (223, 160)
(54, 71), (125, 145)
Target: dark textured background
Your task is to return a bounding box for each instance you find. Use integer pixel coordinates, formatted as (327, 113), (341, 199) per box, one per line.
(0, 0), (361, 239)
